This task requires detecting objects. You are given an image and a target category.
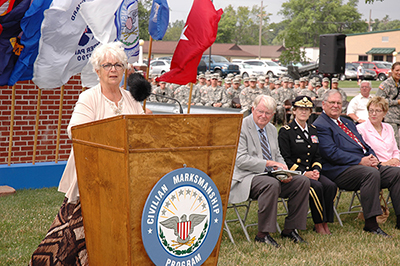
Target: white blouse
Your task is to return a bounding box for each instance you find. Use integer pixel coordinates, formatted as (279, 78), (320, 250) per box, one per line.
(58, 83), (144, 203)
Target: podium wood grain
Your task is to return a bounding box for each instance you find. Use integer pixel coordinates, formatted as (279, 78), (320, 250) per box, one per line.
(72, 114), (242, 265)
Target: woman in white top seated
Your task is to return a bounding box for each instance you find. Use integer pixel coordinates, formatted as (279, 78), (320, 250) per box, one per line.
(357, 96), (400, 166)
(30, 42), (145, 265)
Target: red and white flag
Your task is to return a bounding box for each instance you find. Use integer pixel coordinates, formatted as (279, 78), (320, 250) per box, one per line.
(156, 0), (222, 85)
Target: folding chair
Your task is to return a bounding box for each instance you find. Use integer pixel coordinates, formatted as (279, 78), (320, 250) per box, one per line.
(334, 189), (362, 226)
(224, 198), (289, 244)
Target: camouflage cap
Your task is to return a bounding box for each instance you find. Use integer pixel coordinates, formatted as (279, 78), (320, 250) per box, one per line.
(257, 76), (265, 83)
(332, 77), (339, 83)
(225, 78), (232, 84)
(233, 78), (241, 84)
(249, 75), (257, 82)
(322, 77), (330, 82)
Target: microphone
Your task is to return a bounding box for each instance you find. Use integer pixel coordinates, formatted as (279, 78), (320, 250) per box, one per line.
(127, 73), (184, 114)
(150, 92), (184, 114)
(127, 73), (152, 101)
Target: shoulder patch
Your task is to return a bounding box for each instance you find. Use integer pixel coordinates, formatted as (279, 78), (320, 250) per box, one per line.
(283, 125), (290, 130)
(310, 124), (316, 129)
(379, 84), (384, 90)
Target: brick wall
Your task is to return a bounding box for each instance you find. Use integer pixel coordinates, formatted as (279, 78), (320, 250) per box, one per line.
(0, 76), (83, 165)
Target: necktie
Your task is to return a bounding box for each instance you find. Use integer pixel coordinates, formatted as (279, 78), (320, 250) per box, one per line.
(259, 129), (273, 172)
(337, 119), (365, 149)
(303, 130), (309, 139)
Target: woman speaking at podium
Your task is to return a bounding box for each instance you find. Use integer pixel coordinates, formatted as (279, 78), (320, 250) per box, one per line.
(30, 42), (144, 265)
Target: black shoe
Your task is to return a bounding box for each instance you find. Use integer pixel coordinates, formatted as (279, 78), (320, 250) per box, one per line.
(363, 227), (391, 237)
(255, 234), (280, 248)
(281, 230), (307, 243)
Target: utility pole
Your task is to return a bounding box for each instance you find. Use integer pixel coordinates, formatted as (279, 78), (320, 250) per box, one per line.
(258, 1), (263, 60)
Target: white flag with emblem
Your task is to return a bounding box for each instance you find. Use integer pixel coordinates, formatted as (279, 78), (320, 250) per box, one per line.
(32, 0), (100, 89)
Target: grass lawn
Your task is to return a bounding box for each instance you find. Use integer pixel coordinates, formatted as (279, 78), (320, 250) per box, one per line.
(1, 187), (400, 265)
(338, 80), (382, 89)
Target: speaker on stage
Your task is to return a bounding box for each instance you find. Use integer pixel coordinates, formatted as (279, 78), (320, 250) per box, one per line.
(319, 34), (346, 74)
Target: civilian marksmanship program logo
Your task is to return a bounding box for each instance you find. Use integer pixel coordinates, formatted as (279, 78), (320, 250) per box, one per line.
(142, 167), (223, 266)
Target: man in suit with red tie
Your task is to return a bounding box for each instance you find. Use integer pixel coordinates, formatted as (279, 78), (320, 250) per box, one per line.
(229, 95), (310, 248)
(313, 90), (400, 237)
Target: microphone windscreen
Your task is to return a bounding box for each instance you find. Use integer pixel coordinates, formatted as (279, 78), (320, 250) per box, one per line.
(128, 73), (152, 102)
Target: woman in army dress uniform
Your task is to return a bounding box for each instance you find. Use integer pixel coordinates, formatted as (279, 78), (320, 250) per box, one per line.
(278, 96), (337, 235)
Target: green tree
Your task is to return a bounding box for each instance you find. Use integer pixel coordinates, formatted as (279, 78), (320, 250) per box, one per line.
(215, 5), (236, 43)
(278, 0), (366, 63)
(371, 16), (400, 31)
(163, 20), (185, 41)
(138, 0), (152, 41)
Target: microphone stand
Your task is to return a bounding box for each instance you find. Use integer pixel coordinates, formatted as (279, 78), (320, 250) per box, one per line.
(151, 93), (184, 114)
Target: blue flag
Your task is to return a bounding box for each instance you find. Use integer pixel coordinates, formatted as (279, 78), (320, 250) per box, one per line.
(148, 0), (169, 40)
(7, 0), (53, 86)
(0, 0), (30, 86)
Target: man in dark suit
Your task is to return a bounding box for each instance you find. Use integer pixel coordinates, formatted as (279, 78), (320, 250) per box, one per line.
(229, 95), (310, 248)
(313, 90), (400, 237)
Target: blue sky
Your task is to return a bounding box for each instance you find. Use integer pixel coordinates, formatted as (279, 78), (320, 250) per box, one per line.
(168, 0), (399, 25)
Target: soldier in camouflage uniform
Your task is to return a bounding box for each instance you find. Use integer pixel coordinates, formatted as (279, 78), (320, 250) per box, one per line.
(279, 77), (296, 111)
(239, 75), (265, 113)
(151, 81), (174, 103)
(257, 76), (271, 96)
(242, 77), (250, 89)
(270, 79), (286, 124)
(277, 77), (295, 124)
(299, 81), (317, 100)
(201, 74), (227, 107)
(224, 78), (242, 108)
(217, 77), (223, 87)
(376, 62), (400, 147)
(193, 74), (207, 106)
(174, 84), (192, 106)
(294, 77), (306, 96)
(317, 77), (330, 98)
(224, 78), (232, 91)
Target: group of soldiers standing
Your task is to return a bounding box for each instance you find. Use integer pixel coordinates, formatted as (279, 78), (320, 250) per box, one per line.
(147, 72), (348, 125)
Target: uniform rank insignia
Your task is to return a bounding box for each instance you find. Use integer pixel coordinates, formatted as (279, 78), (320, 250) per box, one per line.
(311, 135), (318, 143)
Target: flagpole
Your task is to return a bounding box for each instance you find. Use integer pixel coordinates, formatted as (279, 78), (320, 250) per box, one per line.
(187, 83), (194, 114)
(143, 36), (154, 112)
(55, 85), (64, 163)
(123, 68), (128, 90)
(32, 87), (42, 165)
(7, 85), (16, 166)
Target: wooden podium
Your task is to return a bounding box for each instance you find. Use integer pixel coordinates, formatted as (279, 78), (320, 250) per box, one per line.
(72, 114), (243, 265)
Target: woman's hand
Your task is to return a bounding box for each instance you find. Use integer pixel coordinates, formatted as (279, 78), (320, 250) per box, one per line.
(304, 170), (320, 180)
(382, 158), (400, 167)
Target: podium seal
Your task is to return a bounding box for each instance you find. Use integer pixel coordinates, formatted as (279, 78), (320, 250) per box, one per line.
(142, 167), (223, 266)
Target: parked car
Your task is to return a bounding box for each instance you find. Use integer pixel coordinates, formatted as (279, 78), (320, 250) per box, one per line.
(201, 55), (240, 77)
(236, 63), (264, 78)
(242, 59), (288, 78)
(231, 59), (244, 64)
(339, 63), (357, 80)
(197, 59), (207, 74)
(149, 59), (170, 75)
(352, 61), (390, 81)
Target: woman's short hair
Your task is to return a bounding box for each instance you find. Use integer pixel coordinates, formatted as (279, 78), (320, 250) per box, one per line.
(252, 95), (276, 111)
(367, 96), (389, 113)
(90, 42), (128, 71)
(392, 61), (400, 71)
